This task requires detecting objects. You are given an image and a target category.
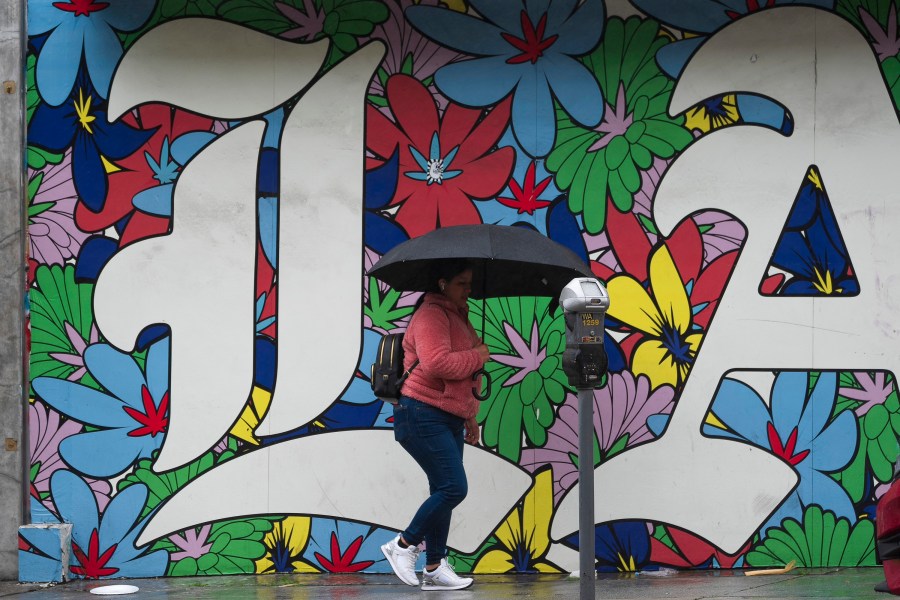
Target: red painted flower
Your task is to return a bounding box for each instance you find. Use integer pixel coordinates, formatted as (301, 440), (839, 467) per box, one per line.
(497, 160), (553, 215)
(53, 0), (109, 17)
(367, 75), (514, 238)
(502, 11), (559, 65)
(601, 207), (739, 368)
(70, 529), (119, 578)
(123, 385), (168, 438)
(77, 104), (215, 246)
(651, 525), (749, 569)
(314, 532), (374, 572)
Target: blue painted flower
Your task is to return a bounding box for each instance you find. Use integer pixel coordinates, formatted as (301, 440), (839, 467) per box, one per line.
(31, 337), (170, 479)
(28, 0), (155, 106)
(651, 371), (858, 535)
(770, 210), (858, 296)
(765, 169), (858, 298)
(406, 0), (605, 158)
(34, 470), (166, 579)
(364, 149), (410, 256)
(28, 72), (155, 212)
(631, 0), (834, 130)
(564, 520), (652, 572)
(302, 518), (399, 573)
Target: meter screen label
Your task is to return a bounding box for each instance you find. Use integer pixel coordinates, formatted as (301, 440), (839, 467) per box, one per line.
(580, 315), (602, 327)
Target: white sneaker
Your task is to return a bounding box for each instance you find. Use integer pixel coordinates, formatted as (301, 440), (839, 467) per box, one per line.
(421, 558), (474, 591)
(381, 535), (420, 586)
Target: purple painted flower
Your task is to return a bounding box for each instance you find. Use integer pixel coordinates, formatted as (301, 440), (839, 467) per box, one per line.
(27, 151), (90, 265)
(168, 524), (213, 561)
(841, 372), (894, 417)
(48, 322), (100, 382)
(522, 371), (675, 503)
(367, 0), (463, 101)
(29, 401), (111, 512)
(276, 0), (325, 41)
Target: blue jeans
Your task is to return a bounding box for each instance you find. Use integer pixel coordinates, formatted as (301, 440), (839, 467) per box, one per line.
(393, 396), (468, 565)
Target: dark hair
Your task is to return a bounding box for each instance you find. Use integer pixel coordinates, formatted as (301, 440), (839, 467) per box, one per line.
(412, 259), (474, 313)
(425, 259), (474, 293)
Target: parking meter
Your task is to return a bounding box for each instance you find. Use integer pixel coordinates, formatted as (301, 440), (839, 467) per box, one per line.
(559, 278), (610, 389)
(559, 277), (610, 599)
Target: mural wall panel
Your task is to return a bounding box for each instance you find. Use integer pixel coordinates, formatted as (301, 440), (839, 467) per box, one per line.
(19, 0), (900, 580)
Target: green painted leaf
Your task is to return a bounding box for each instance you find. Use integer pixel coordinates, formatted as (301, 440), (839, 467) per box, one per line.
(746, 505), (875, 567)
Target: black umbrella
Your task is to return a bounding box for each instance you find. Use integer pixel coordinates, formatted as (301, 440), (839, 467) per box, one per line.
(367, 224), (594, 299)
(367, 224), (595, 400)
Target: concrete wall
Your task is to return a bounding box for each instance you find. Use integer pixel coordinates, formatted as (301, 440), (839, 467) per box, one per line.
(0, 0), (23, 582)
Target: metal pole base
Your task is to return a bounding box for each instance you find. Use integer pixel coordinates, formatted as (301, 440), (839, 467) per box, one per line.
(578, 388), (596, 599)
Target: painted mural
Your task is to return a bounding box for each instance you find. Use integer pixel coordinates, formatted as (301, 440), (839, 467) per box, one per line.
(18, 0), (900, 581)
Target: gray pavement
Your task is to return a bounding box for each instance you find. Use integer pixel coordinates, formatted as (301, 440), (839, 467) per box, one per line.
(0, 568), (894, 599)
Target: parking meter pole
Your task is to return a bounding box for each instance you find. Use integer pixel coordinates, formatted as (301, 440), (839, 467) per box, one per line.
(578, 388), (596, 599)
(559, 277), (610, 600)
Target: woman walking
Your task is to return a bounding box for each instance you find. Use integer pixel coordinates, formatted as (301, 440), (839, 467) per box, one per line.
(381, 259), (489, 591)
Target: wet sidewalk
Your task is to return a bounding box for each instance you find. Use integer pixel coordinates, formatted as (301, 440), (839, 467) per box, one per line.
(0, 568), (893, 599)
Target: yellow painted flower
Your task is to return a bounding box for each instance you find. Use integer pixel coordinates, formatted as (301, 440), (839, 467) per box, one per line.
(229, 386), (272, 445)
(684, 94), (740, 134)
(606, 244), (702, 389)
(256, 517), (319, 574)
(473, 469), (561, 573)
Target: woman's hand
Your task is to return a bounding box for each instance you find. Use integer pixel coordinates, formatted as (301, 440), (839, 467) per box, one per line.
(475, 343), (490, 364)
(464, 417), (480, 445)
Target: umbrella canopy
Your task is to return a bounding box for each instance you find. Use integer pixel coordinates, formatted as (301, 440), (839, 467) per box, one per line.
(368, 224), (594, 299)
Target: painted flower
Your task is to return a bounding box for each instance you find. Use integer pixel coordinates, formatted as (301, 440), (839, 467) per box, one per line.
(367, 0), (463, 104)
(546, 17), (693, 234)
(468, 296), (570, 462)
(117, 439), (240, 520)
(680, 372), (858, 535)
(31, 337), (171, 478)
(302, 519), (396, 573)
(28, 0), (155, 106)
(76, 104), (216, 246)
(651, 525), (748, 569)
(161, 518), (274, 576)
(522, 373), (675, 503)
(363, 149), (412, 255)
(472, 469), (561, 573)
(606, 244), (702, 389)
(631, 0), (834, 130)
(406, 0), (604, 158)
(366, 74), (514, 237)
(364, 248), (418, 333)
(683, 94), (740, 135)
(746, 505), (875, 567)
(476, 130), (562, 235)
(764, 168), (858, 296)
(255, 241), (276, 339)
(256, 517), (319, 574)
(29, 264), (100, 387)
(57, 470), (166, 578)
(565, 521), (652, 573)
(27, 151), (90, 265)
(29, 401), (111, 511)
(27, 72), (155, 213)
(833, 371), (900, 503)
(218, 0), (389, 70)
(844, 3), (900, 61)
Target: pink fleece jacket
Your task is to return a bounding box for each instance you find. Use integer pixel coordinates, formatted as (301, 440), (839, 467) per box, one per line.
(400, 293), (484, 419)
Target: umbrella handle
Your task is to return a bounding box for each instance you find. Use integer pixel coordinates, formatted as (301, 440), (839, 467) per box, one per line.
(472, 368), (491, 401)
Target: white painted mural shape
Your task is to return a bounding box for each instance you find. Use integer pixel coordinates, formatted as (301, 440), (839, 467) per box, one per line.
(555, 7), (900, 554)
(99, 19), (533, 552)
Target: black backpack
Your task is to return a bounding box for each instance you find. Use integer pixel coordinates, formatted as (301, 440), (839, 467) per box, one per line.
(370, 333), (418, 402)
